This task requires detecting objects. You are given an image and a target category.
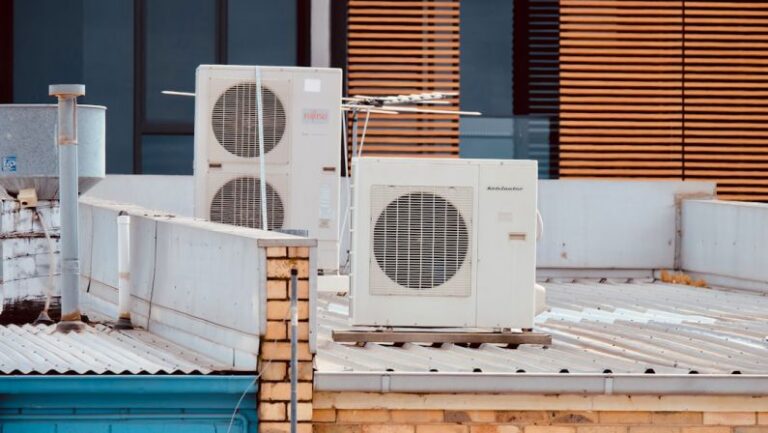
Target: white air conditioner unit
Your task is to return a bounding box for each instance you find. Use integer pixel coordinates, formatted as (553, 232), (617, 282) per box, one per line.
(193, 65), (342, 272)
(350, 157), (538, 328)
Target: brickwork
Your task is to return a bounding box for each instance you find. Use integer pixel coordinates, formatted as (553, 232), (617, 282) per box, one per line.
(313, 407), (768, 433)
(260, 246), (313, 433)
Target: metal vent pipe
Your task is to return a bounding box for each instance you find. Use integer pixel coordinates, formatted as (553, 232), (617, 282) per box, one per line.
(50, 84), (85, 333)
(115, 211), (133, 329)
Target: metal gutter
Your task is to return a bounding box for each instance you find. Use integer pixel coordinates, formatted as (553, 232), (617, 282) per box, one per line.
(0, 375), (258, 395)
(314, 372), (768, 396)
(0, 413), (251, 430)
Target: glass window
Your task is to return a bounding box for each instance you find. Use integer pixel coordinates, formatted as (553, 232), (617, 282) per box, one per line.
(141, 135), (194, 175)
(144, 0), (216, 128)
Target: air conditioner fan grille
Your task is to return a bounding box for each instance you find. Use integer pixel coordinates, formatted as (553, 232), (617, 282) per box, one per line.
(372, 191), (470, 291)
(211, 83), (286, 158)
(210, 176), (284, 230)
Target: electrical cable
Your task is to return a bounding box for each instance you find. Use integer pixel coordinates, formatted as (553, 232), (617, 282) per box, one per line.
(357, 110), (371, 157)
(338, 110), (352, 273)
(225, 291), (296, 433)
(34, 209), (56, 315)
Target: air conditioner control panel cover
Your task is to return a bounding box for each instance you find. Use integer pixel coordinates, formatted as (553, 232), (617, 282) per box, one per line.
(351, 157), (538, 329)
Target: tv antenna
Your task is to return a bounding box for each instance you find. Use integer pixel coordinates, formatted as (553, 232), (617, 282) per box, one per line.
(341, 91), (481, 157)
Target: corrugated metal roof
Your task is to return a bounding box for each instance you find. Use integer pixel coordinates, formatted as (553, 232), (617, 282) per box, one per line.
(0, 323), (229, 375)
(317, 280), (768, 375)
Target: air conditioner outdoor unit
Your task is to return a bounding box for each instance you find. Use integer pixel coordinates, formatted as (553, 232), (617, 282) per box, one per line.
(350, 157), (538, 328)
(193, 65), (342, 272)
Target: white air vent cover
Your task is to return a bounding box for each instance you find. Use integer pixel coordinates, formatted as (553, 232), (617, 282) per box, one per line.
(209, 176), (285, 230)
(370, 185), (472, 296)
(211, 83), (287, 158)
(351, 157), (538, 329)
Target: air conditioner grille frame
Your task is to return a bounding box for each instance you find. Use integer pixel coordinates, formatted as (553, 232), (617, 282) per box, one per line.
(369, 185), (473, 297)
(210, 82), (287, 159)
(209, 175), (285, 230)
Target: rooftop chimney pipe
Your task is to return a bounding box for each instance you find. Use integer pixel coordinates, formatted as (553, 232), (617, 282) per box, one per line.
(50, 84), (85, 333)
(115, 211), (133, 329)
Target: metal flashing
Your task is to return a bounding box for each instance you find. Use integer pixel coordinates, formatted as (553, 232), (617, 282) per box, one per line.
(316, 281), (768, 394)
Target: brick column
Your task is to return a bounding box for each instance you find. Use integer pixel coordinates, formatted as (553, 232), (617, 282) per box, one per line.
(259, 246), (314, 433)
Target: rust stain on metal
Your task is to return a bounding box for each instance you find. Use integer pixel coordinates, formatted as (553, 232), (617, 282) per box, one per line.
(60, 311), (82, 322)
(0, 298), (61, 325)
(0, 232), (61, 239)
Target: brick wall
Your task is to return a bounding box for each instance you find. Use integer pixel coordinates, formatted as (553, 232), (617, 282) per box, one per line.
(314, 396), (768, 433)
(259, 246), (314, 433)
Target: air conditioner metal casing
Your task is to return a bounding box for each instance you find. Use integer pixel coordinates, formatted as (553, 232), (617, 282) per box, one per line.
(351, 157), (538, 328)
(194, 65), (341, 272)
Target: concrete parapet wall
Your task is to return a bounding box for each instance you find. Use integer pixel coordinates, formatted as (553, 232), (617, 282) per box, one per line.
(681, 200), (768, 292)
(536, 180), (715, 271)
(79, 196), (317, 370)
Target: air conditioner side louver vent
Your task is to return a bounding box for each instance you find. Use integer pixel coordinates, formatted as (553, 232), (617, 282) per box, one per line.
(370, 186), (472, 296)
(210, 176), (285, 230)
(211, 83), (286, 158)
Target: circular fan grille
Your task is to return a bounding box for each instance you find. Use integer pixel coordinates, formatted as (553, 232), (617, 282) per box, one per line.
(210, 177), (284, 230)
(373, 192), (469, 289)
(211, 83), (286, 158)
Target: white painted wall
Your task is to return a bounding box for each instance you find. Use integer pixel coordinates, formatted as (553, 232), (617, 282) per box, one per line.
(79, 196), (316, 370)
(0, 201), (60, 316)
(681, 200), (768, 292)
(84, 174), (194, 217)
(84, 175), (719, 274)
(536, 180), (715, 270)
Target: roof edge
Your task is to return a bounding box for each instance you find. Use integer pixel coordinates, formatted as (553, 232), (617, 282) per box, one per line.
(0, 375), (258, 394)
(314, 372), (768, 396)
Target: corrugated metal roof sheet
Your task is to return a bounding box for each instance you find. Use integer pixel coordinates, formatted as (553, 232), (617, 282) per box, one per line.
(0, 323), (229, 374)
(317, 281), (768, 375)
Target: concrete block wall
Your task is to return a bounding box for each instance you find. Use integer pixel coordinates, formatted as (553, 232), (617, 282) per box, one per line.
(259, 246), (314, 433)
(312, 403), (768, 433)
(0, 200), (61, 323)
(680, 200), (768, 292)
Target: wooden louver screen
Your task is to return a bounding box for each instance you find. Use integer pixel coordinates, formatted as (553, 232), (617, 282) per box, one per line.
(559, 1), (768, 201)
(347, 0), (461, 157)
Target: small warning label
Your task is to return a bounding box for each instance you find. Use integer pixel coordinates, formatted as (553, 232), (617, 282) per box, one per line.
(2, 155), (17, 172)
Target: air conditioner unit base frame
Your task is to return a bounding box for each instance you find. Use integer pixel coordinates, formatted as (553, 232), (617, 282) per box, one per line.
(331, 329), (552, 346)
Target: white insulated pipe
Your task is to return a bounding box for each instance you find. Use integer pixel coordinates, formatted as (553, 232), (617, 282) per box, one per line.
(50, 84), (85, 332)
(115, 211), (133, 329)
(255, 67), (269, 230)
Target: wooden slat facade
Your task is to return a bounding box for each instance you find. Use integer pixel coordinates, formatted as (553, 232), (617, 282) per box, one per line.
(347, 0), (461, 158)
(559, 0), (768, 201)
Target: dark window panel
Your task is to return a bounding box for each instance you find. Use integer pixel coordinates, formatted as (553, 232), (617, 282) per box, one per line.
(144, 0), (216, 127)
(141, 134), (193, 175)
(227, 0), (297, 65)
(83, 0), (134, 174)
(0, 0), (12, 103)
(460, 0), (513, 116)
(12, 0), (83, 103)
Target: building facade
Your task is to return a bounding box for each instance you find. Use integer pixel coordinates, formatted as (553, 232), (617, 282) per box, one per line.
(2, 0), (766, 194)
